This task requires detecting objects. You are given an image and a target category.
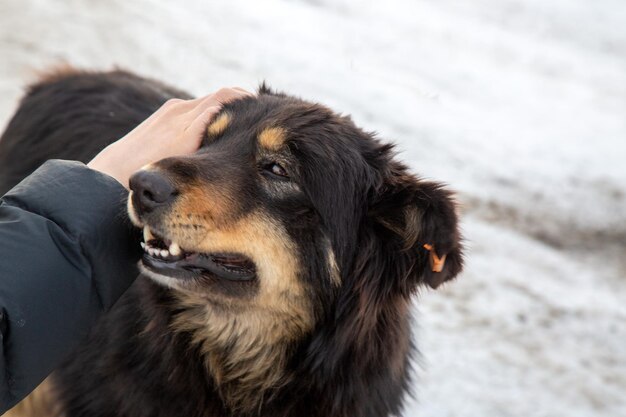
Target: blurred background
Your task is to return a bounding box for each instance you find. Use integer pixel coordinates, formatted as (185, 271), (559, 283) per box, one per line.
(1, 0), (624, 416)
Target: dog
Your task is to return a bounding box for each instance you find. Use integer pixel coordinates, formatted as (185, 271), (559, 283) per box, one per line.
(0, 69), (463, 417)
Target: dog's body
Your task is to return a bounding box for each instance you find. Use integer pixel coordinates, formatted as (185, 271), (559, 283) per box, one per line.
(0, 69), (462, 417)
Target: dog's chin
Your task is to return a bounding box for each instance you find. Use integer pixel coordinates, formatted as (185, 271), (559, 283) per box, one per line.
(139, 263), (188, 291)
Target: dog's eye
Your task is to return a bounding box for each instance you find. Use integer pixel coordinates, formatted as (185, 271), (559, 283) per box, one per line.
(264, 162), (289, 179)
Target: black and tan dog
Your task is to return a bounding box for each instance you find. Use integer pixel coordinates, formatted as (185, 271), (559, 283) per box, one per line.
(0, 69), (463, 417)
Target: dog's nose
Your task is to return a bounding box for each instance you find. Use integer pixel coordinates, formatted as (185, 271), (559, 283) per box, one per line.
(129, 170), (177, 213)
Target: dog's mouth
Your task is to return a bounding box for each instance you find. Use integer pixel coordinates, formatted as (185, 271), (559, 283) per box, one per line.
(140, 227), (256, 281)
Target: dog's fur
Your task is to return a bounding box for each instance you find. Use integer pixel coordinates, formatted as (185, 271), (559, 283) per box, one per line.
(0, 69), (463, 417)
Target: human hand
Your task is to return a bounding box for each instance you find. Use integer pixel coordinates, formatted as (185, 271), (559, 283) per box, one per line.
(87, 87), (252, 188)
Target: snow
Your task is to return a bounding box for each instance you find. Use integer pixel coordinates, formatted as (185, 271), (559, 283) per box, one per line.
(1, 0), (624, 415)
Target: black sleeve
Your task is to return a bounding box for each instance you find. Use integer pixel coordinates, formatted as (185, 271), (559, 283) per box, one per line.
(0, 160), (141, 413)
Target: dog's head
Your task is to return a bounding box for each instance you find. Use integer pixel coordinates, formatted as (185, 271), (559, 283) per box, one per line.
(127, 86), (463, 411)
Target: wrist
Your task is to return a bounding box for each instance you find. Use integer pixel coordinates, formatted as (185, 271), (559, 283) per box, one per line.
(87, 142), (131, 188)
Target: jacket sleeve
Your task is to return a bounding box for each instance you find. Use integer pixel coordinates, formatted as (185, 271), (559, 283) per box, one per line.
(0, 160), (141, 413)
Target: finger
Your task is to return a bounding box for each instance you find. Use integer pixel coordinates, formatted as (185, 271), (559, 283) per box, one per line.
(162, 98), (186, 108)
(196, 105), (223, 131)
(141, 97), (189, 123)
(183, 88), (246, 119)
(179, 88), (252, 122)
(183, 94), (223, 120)
(184, 105), (223, 142)
(231, 87), (255, 96)
(161, 97), (202, 114)
(159, 96), (211, 117)
(212, 87), (253, 105)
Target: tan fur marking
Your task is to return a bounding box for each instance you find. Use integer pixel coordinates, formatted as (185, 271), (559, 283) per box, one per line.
(325, 237), (341, 286)
(160, 210), (311, 413)
(177, 182), (234, 224)
(201, 212), (307, 314)
(134, 160), (311, 412)
(153, 181), (237, 249)
(4, 377), (63, 417)
(258, 126), (287, 150)
(206, 112), (231, 137)
(168, 210), (309, 320)
(138, 163), (156, 172)
(126, 191), (143, 227)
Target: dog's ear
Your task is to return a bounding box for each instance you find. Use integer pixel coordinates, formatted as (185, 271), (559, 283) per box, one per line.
(370, 163), (463, 290)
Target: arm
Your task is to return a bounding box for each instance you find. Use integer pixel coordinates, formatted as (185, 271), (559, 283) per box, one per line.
(0, 87), (252, 412)
(0, 160), (137, 411)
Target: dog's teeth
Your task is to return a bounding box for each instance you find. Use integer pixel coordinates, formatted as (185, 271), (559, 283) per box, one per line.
(143, 227), (154, 243)
(149, 248), (157, 256)
(160, 250), (169, 258)
(140, 242), (146, 249)
(169, 242), (181, 256)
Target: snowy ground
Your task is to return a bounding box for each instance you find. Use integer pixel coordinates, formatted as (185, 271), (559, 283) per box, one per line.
(1, 0), (625, 416)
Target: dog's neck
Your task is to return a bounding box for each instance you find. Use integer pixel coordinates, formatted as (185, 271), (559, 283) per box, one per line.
(168, 291), (301, 414)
